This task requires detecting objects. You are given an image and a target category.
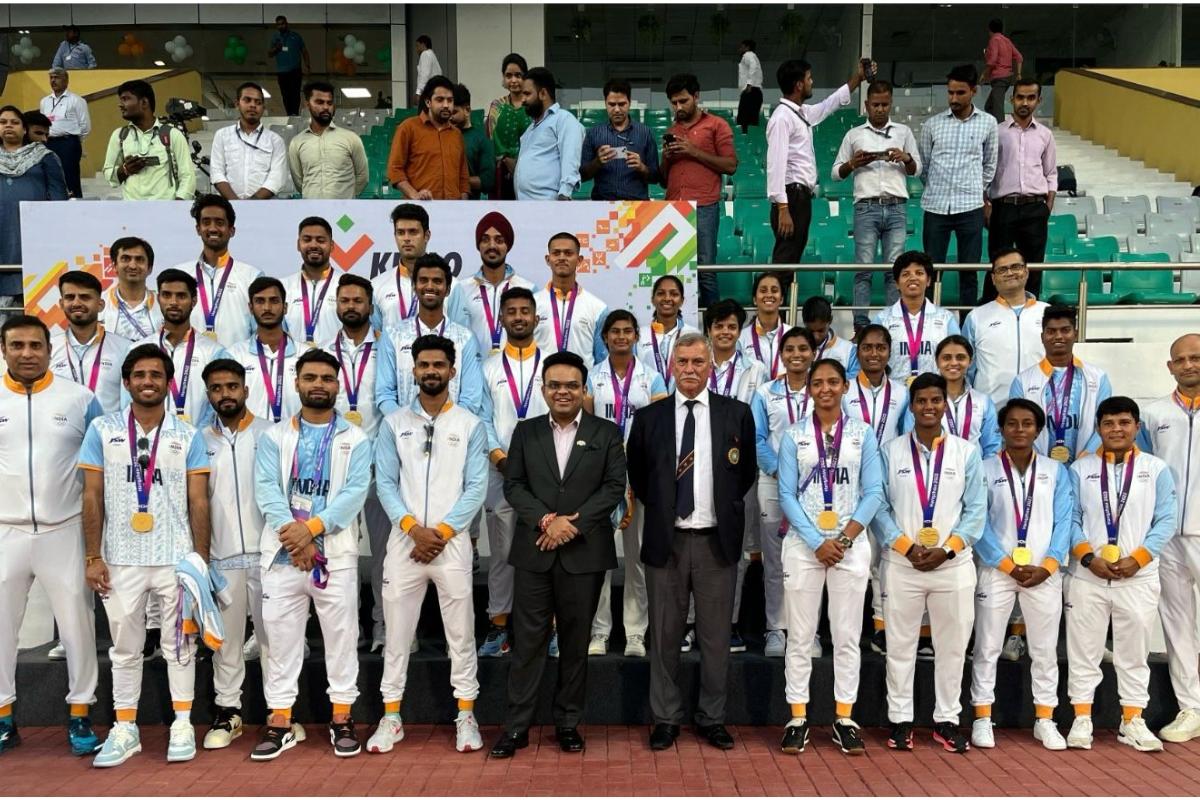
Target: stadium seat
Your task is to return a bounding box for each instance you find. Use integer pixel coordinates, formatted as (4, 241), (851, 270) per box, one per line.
(906, 176), (924, 199)
(812, 198), (833, 221)
(810, 217), (850, 239)
(906, 204), (923, 235)
(1056, 196), (1097, 233)
(1113, 252), (1171, 263)
(1156, 196), (1200, 228)
(750, 228), (776, 262)
(1129, 234), (1183, 261)
(732, 198), (771, 235)
(791, 267), (828, 301)
(833, 269), (889, 306)
(815, 235), (856, 264)
(1146, 213), (1195, 251)
(717, 235), (749, 265)
(732, 170), (766, 199)
(1103, 195), (1151, 231)
(1111, 267), (1198, 304)
(742, 221), (772, 256)
(1042, 269), (1116, 305)
(716, 270), (754, 306)
(1085, 213), (1136, 249)
(1066, 236), (1120, 262)
(1047, 215), (1079, 255)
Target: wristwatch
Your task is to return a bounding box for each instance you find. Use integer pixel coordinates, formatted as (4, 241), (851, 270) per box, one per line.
(942, 546), (957, 560)
(1080, 552), (1095, 568)
(836, 534), (854, 549)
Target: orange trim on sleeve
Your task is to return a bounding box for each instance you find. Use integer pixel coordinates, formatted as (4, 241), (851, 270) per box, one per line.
(997, 557), (1016, 575)
(1072, 541), (1093, 559)
(78, 463), (104, 472)
(945, 535), (965, 553)
(436, 523), (454, 541)
(892, 535), (915, 555)
(186, 468), (212, 475)
(400, 515), (417, 534)
(489, 449), (506, 466)
(304, 517), (325, 536)
(1041, 557), (1060, 575)
(1132, 547), (1153, 568)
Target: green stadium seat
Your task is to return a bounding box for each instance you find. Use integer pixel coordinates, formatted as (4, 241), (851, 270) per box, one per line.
(743, 222), (773, 255)
(717, 235), (748, 265)
(1066, 236), (1119, 262)
(789, 268), (828, 302)
(906, 176), (924, 199)
(751, 230), (778, 263)
(815, 235), (856, 264)
(906, 203), (924, 235)
(733, 198), (772, 235)
(810, 217), (850, 239)
(812, 198), (833, 221)
(733, 171), (766, 199)
(716, 271), (754, 306)
(1044, 269), (1118, 305)
(1111, 267), (1198, 304)
(1047, 215), (1078, 255)
(1113, 252), (1171, 263)
(832, 269), (889, 306)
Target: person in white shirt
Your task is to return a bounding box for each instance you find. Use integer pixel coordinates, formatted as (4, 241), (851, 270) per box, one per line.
(224, 277), (302, 424)
(1138, 333), (1200, 744)
(532, 233), (610, 371)
(1065, 396), (1177, 753)
(776, 358), (885, 756)
(371, 203), (432, 332)
(767, 58), (869, 267)
(962, 248), (1047, 406)
(969, 398), (1073, 751)
(873, 372), (987, 754)
(738, 272), (789, 381)
(40, 67), (90, 198)
(413, 35), (443, 105)
(832, 81), (920, 330)
(801, 296), (853, 369)
(210, 81), (288, 200)
(899, 336), (1001, 458)
(281, 217), (340, 349)
(446, 211), (535, 356)
(735, 39), (764, 134)
(50, 270), (132, 413)
(637, 275), (698, 393)
(99, 237), (163, 342)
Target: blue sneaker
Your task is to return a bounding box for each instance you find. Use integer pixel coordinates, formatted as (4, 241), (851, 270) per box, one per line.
(0, 718), (20, 753)
(93, 722), (142, 768)
(166, 718), (196, 762)
(68, 717), (101, 756)
(478, 626), (510, 657)
(548, 631), (560, 659)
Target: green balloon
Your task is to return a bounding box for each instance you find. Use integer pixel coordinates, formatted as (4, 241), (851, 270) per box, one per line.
(235, 44), (247, 57)
(376, 47), (391, 63)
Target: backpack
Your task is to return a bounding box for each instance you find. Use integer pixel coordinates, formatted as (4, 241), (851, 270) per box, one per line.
(118, 123), (179, 189)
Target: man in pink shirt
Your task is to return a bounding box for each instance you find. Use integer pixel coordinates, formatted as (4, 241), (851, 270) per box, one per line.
(981, 19), (1023, 123)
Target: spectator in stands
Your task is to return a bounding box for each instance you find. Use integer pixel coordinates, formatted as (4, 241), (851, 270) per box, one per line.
(413, 35), (443, 105)
(580, 78), (659, 201)
(375, 91), (391, 110)
(288, 81), (368, 200)
(833, 80), (920, 331)
(984, 78), (1056, 300)
(40, 68), (90, 198)
(451, 83), (495, 199)
(22, 111), (50, 144)
(919, 64), (997, 308)
(768, 59), (869, 279)
(268, 15), (310, 117)
(386, 75), (469, 200)
(51, 25), (96, 70)
(980, 19), (1023, 125)
(210, 81), (288, 200)
(735, 40), (764, 135)
(487, 53), (531, 201)
(514, 67), (584, 201)
(0, 105), (67, 264)
(661, 73), (737, 309)
(102, 80), (196, 201)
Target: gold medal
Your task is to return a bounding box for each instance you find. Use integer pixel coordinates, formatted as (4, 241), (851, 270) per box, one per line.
(202, 330), (219, 341)
(906, 374), (916, 387)
(1100, 543), (1121, 563)
(176, 413), (191, 424)
(344, 410), (363, 426)
(816, 509), (839, 531)
(304, 340), (318, 350)
(917, 526), (940, 547)
(1011, 546), (1032, 566)
(130, 511), (154, 533)
(1050, 445), (1070, 462)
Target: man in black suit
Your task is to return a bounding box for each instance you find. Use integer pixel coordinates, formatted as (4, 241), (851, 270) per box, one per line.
(627, 331), (758, 751)
(489, 351), (627, 758)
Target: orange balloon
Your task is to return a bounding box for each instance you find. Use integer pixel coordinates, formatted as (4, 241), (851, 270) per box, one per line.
(131, 43), (144, 56)
(118, 42), (132, 56)
(123, 33), (135, 44)
(345, 62), (356, 76)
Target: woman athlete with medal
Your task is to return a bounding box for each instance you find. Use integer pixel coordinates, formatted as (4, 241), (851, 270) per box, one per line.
(870, 251), (959, 385)
(638, 275), (697, 390)
(739, 272), (789, 379)
(901, 336), (1001, 457)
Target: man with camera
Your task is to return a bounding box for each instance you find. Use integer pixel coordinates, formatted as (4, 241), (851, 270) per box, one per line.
(102, 79), (196, 201)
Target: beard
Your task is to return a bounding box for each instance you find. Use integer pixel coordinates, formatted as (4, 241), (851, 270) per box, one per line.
(418, 377), (448, 396)
(301, 392), (335, 410)
(338, 310), (366, 328)
(314, 110), (333, 125)
(523, 100), (544, 118)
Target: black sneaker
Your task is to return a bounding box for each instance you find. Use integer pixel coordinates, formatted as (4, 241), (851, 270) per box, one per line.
(833, 719), (865, 755)
(329, 718), (361, 757)
(917, 637), (934, 661)
(729, 626), (747, 654)
(0, 718), (21, 753)
(932, 721), (968, 753)
(251, 725), (296, 761)
(888, 721), (914, 751)
(870, 629), (887, 655)
(780, 721), (809, 754)
(142, 628), (162, 661)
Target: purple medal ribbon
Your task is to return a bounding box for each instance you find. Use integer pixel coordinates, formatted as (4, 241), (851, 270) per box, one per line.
(300, 270), (335, 344)
(160, 329), (196, 418)
(709, 352), (738, 396)
(649, 319), (679, 383)
(256, 338), (287, 422)
(909, 434), (946, 528)
(784, 378), (809, 425)
(196, 258), (234, 334)
(68, 331), (106, 392)
(1046, 363), (1076, 448)
(127, 409), (164, 515)
(479, 280), (509, 350)
(1000, 451), (1037, 547)
(550, 284), (578, 353)
(814, 414), (846, 514)
(335, 335), (372, 413)
(1100, 451), (1136, 547)
(396, 270), (417, 321)
(752, 323), (784, 379)
(945, 392), (974, 439)
(290, 415), (339, 588)
(610, 357), (636, 436)
(117, 293), (152, 340)
(856, 377), (891, 445)
(501, 349), (541, 420)
(901, 301), (927, 380)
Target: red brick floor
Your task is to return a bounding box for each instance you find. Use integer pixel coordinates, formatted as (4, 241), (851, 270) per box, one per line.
(5, 723), (1200, 796)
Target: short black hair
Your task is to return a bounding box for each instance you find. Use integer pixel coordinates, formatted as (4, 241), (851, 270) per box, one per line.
(58, 270), (101, 295)
(866, 79), (893, 97)
(235, 81), (265, 101)
(935, 334), (974, 360)
(855, 323), (892, 348)
(602, 78), (632, 100)
(1, 314), (51, 347)
(740, 39), (756, 52)
(156, 268), (197, 296)
(296, 347), (340, 375)
(390, 202), (429, 231)
(337, 272), (373, 301)
(412, 253), (452, 286)
(524, 67), (558, 101)
(111, 236), (155, 267)
(117, 80), (155, 112)
(947, 64), (979, 88)
(452, 82), (471, 108)
(704, 298), (746, 332)
(191, 193), (235, 227)
(202, 358), (246, 385)
(752, 271), (785, 297)
(122, 343), (174, 381)
(1097, 396), (1141, 425)
(776, 59), (813, 95)
(275, 15), (288, 23)
(542, 350), (587, 385)
(22, 110), (51, 130)
(64, 24), (80, 34)
(500, 286), (536, 310)
(988, 18), (1004, 33)
(1042, 303), (1077, 329)
(421, 75), (456, 110)
(601, 309), (639, 339)
(781, 326), (817, 351)
(909, 371), (947, 401)
(1013, 77), (1042, 97)
(248, 275), (286, 302)
(412, 334), (456, 366)
(502, 53), (528, 75)
(665, 74), (700, 97)
(416, 34), (433, 48)
(651, 275), (685, 297)
(990, 246), (1025, 268)
(547, 231), (580, 252)
(892, 250), (935, 282)
(999, 397), (1046, 432)
(809, 358), (847, 384)
(298, 215), (332, 236)
(303, 80), (336, 100)
(801, 295), (833, 324)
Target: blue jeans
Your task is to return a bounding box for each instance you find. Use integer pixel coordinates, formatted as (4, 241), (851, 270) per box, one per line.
(696, 201), (719, 308)
(852, 202), (906, 328)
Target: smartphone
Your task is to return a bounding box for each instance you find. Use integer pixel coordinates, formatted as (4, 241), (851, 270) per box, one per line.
(139, 156), (162, 166)
(861, 58), (877, 82)
(662, 133), (676, 144)
(610, 146), (628, 159)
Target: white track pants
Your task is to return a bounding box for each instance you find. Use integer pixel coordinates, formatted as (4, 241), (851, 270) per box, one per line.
(211, 565), (263, 709)
(593, 502), (648, 639)
(782, 536), (869, 708)
(104, 564), (195, 710)
(485, 467), (516, 621)
(1067, 575), (1159, 709)
(755, 476), (786, 631)
(882, 559), (975, 724)
(1158, 536), (1200, 712)
(0, 522), (98, 708)
(970, 567), (1062, 710)
(262, 565), (359, 710)
(379, 532), (479, 704)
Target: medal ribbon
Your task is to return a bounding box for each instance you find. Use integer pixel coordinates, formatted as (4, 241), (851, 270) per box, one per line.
(814, 415), (845, 513)
(196, 258), (234, 334)
(256, 338), (287, 422)
(1000, 451), (1037, 547)
(909, 434), (945, 527)
(945, 392), (974, 439)
(395, 270), (417, 321)
(117, 295), (152, 340)
(68, 331), (106, 392)
(160, 329), (196, 417)
(610, 357), (636, 436)
(784, 378), (809, 425)
(816, 333), (835, 363)
(1046, 363), (1076, 447)
(300, 270), (335, 344)
(752, 322), (784, 378)
(709, 352), (738, 396)
(479, 280), (509, 350)
(290, 417), (338, 588)
(901, 302), (926, 379)
(550, 284), (578, 353)
(650, 319), (678, 383)
(127, 409), (164, 514)
(1100, 451), (1136, 546)
(856, 375), (891, 445)
(335, 335), (372, 412)
(501, 349), (541, 419)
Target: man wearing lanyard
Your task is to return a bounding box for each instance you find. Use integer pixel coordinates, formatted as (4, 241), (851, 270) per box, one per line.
(532, 233), (609, 372)
(50, 271), (132, 413)
(873, 372), (986, 754)
(375, 254), (482, 417)
(969, 398), (1073, 751)
(1009, 304), (1111, 465)
(175, 195), (264, 348)
(0, 315), (104, 757)
(1140, 333), (1200, 744)
(282, 217), (341, 350)
(81, 345), (211, 767)
(52, 26), (97, 71)
(224, 277), (302, 424)
(579, 79), (660, 201)
(371, 203), (431, 331)
(860, 251), (959, 383)
(368, 335), (488, 754)
(252, 349), (372, 761)
(477, 288), (549, 657)
(1066, 396), (1177, 753)
(99, 237), (163, 342)
(210, 82), (289, 200)
(40, 68), (91, 198)
(801, 296), (853, 369)
(129, 269), (225, 427)
(446, 211), (534, 356)
(637, 275), (698, 393)
(737, 273), (788, 381)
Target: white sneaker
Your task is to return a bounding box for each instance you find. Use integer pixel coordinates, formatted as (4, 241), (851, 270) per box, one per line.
(1118, 716), (1164, 752)
(1000, 634), (1027, 662)
(366, 715), (404, 754)
(1160, 708), (1200, 743)
(455, 710), (482, 753)
(810, 635), (823, 658)
(166, 718), (196, 762)
(93, 722), (142, 768)
(202, 710), (243, 749)
(47, 640), (66, 660)
(1067, 715), (1093, 749)
(624, 634), (646, 657)
(764, 629), (786, 658)
(587, 634), (608, 656)
(242, 633), (260, 660)
(971, 717), (995, 748)
(1033, 718), (1067, 750)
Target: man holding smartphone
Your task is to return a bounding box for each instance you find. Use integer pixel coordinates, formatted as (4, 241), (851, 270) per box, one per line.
(580, 79), (659, 201)
(102, 80), (196, 200)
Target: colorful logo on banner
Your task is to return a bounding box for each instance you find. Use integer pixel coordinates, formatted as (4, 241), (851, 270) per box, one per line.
(22, 245), (109, 326)
(333, 214), (375, 269)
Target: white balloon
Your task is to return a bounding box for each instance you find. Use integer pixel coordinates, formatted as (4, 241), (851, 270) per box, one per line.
(165, 41), (177, 54)
(355, 54), (365, 64)
(30, 46), (40, 58)
(10, 43), (20, 54)
(20, 36), (32, 47)
(172, 51), (185, 63)
(343, 34), (356, 46)
(183, 45), (193, 58)
(343, 45), (355, 59)
(354, 40), (366, 55)
(20, 53), (33, 64)
(173, 35), (186, 47)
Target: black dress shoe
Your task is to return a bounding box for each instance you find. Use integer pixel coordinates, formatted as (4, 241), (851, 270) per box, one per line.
(555, 727), (585, 752)
(489, 730), (529, 759)
(649, 723), (679, 750)
(697, 723), (735, 750)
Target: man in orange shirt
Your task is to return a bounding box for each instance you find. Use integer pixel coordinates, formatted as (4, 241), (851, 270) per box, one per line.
(981, 19), (1023, 124)
(387, 75), (469, 200)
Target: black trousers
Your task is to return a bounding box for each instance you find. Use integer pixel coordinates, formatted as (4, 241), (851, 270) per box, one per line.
(982, 199), (1050, 301)
(45, 135), (82, 198)
(504, 561), (605, 734)
(736, 87), (763, 133)
(277, 69), (303, 116)
(771, 184), (813, 300)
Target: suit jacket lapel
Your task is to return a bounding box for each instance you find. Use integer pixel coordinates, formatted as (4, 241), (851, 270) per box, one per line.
(560, 414), (592, 484)
(533, 417), (561, 481)
(708, 395), (724, 472)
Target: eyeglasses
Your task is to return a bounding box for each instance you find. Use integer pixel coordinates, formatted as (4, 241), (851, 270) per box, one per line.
(137, 436), (150, 469)
(423, 423), (434, 456)
(993, 263), (1027, 276)
(546, 381), (582, 392)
